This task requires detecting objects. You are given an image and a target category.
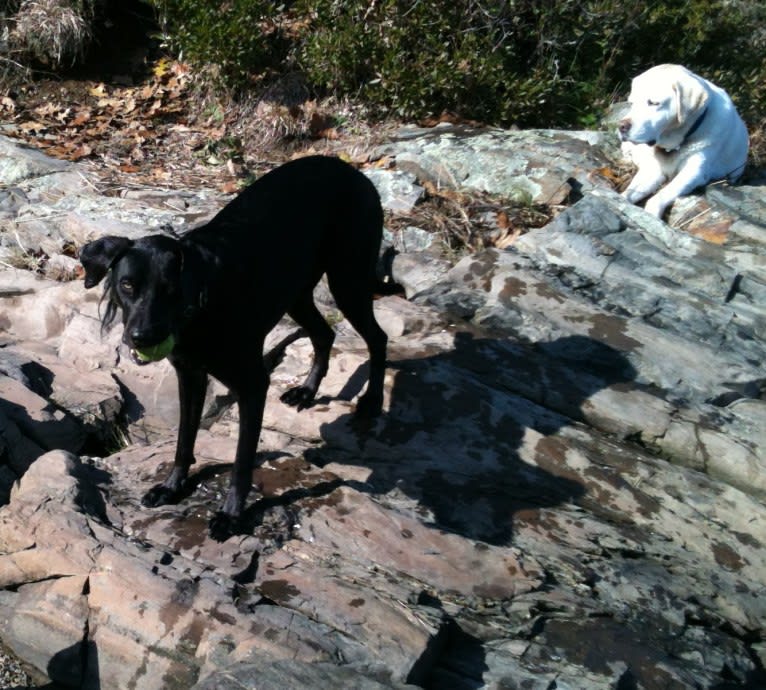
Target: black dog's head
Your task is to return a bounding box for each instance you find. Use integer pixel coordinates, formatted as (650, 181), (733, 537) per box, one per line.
(80, 234), (187, 364)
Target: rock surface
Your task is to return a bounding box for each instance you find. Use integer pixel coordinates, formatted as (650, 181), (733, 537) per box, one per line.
(1, 129), (765, 689)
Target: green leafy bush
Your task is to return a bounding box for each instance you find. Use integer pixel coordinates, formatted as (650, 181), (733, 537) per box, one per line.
(148, 0), (765, 129)
(295, 0), (765, 127)
(149, 0), (288, 87)
(295, 1), (518, 122)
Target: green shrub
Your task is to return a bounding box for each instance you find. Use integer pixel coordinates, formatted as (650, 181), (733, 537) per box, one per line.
(147, 0), (765, 129)
(296, 0), (570, 124)
(149, 0), (288, 87)
(294, 0), (765, 127)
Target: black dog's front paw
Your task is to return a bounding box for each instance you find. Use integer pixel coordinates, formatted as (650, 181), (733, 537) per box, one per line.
(355, 391), (383, 419)
(280, 385), (316, 410)
(209, 511), (239, 542)
(142, 484), (182, 507)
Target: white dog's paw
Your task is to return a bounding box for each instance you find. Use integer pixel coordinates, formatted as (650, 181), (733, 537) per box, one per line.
(620, 187), (651, 204)
(643, 195), (667, 218)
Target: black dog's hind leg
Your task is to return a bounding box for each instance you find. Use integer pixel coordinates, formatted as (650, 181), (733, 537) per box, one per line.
(280, 293), (335, 410)
(209, 365), (269, 541)
(142, 366), (207, 507)
(328, 273), (388, 418)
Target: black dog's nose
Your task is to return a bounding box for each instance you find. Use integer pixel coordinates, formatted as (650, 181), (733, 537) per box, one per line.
(129, 329), (153, 348)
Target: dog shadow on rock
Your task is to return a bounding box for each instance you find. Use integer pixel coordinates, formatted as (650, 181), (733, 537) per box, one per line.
(17, 638), (102, 690)
(310, 332), (638, 546)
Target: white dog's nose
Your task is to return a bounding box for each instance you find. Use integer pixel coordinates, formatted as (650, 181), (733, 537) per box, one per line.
(618, 118), (631, 137)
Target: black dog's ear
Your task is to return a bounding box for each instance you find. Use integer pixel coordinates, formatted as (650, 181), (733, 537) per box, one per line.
(80, 236), (133, 288)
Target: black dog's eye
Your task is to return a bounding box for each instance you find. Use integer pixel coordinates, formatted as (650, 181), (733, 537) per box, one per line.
(119, 278), (135, 294)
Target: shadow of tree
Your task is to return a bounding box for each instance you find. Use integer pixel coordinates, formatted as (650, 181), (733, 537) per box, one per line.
(309, 332), (637, 546)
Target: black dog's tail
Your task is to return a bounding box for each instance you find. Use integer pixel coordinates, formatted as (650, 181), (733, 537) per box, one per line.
(374, 246), (404, 296)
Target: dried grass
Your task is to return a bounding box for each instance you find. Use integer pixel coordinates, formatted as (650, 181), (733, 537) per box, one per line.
(386, 185), (554, 256)
(0, 54), (29, 89)
(10, 0), (93, 66)
(184, 70), (384, 165)
(746, 117), (766, 177)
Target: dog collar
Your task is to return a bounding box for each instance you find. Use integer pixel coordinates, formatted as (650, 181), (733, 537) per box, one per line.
(656, 107), (708, 152)
(683, 107), (708, 142)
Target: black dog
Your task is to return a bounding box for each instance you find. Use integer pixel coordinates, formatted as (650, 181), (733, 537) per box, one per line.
(80, 156), (388, 540)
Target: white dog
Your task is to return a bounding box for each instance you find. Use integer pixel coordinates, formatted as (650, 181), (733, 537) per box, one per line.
(618, 64), (749, 218)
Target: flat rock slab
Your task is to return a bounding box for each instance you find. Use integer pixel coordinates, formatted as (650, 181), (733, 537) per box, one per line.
(417, 187), (766, 499)
(378, 125), (619, 205)
(1, 131), (766, 688)
(2, 324), (765, 687)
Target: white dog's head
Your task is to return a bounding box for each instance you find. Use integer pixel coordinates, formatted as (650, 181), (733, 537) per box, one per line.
(618, 64), (709, 151)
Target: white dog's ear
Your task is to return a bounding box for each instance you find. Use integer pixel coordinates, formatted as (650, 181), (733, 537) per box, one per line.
(656, 72), (710, 150)
(674, 75), (709, 126)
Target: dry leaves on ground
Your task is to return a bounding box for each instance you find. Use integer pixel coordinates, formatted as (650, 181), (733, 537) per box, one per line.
(1, 60), (245, 189)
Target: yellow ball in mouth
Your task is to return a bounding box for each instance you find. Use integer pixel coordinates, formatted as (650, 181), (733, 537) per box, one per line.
(133, 334), (176, 363)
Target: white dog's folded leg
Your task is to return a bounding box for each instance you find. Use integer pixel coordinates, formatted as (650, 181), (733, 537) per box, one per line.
(621, 142), (667, 204)
(622, 167), (666, 204)
(643, 156), (707, 217)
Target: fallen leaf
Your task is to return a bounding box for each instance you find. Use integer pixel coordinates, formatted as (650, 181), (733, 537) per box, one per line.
(55, 107), (72, 123)
(139, 84), (157, 100)
(1, 96), (15, 112)
(66, 143), (93, 161)
(493, 227), (523, 249)
(71, 110), (92, 126)
(151, 167), (170, 180)
(129, 145), (146, 162)
(593, 166), (623, 183)
(41, 144), (68, 157)
(153, 58), (171, 78)
(34, 102), (60, 118)
(89, 83), (108, 97)
(85, 118), (113, 137)
(421, 179), (462, 202)
(206, 125), (227, 141)
(97, 97), (123, 110)
(148, 99), (164, 115)
(315, 126), (339, 140)
(171, 61), (191, 76)
(19, 120), (47, 133)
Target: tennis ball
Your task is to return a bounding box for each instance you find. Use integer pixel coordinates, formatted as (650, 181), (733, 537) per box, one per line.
(134, 334), (176, 363)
